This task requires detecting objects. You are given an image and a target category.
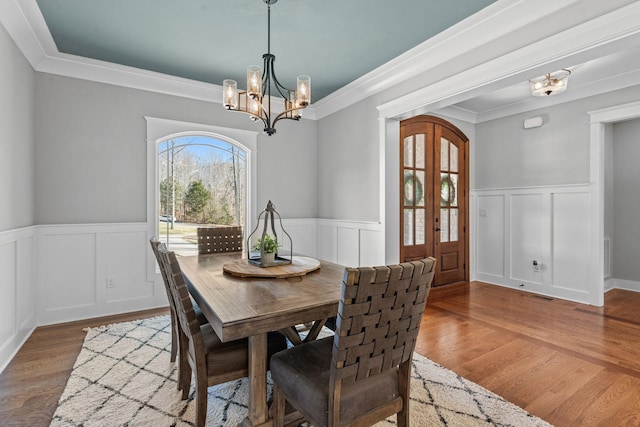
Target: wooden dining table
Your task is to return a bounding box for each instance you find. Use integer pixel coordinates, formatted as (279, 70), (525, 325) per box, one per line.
(179, 252), (345, 427)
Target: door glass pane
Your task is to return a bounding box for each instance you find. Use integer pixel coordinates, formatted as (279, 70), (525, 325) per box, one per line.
(404, 209), (414, 245)
(441, 138), (449, 172)
(404, 170), (414, 206)
(451, 173), (458, 207)
(440, 208), (449, 243)
(441, 173), (453, 207)
(450, 143), (459, 173)
(415, 134), (425, 169)
(415, 209), (425, 245)
(403, 136), (414, 167)
(450, 208), (459, 242)
(415, 170), (425, 207)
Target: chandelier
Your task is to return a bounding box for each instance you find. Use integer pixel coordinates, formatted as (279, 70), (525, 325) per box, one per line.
(529, 69), (571, 96)
(222, 0), (311, 136)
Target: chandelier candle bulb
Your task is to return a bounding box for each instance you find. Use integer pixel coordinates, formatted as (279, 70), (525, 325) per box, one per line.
(296, 75), (311, 106)
(247, 65), (262, 97)
(223, 79), (238, 109)
(249, 98), (261, 118)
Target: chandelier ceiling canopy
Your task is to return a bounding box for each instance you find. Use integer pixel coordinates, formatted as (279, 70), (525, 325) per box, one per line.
(222, 0), (310, 136)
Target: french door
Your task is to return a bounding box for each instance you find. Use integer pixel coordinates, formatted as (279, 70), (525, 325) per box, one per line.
(400, 115), (469, 286)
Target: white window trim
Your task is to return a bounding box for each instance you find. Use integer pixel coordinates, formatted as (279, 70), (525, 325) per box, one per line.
(145, 117), (258, 281)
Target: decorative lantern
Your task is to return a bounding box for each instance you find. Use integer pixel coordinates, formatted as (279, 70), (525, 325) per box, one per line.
(247, 200), (292, 267)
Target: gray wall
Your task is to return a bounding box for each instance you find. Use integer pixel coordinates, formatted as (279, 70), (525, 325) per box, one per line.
(34, 74), (318, 224)
(604, 123), (614, 255)
(612, 118), (640, 281)
(317, 97), (380, 221)
(0, 24), (35, 231)
(475, 107), (590, 189)
(474, 86), (640, 190)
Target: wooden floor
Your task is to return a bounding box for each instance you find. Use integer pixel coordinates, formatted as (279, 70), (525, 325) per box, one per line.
(418, 283), (640, 427)
(2, 283), (640, 426)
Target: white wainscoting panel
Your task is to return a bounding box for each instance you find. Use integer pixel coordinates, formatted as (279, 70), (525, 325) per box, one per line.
(472, 185), (595, 304)
(316, 219), (384, 267)
(16, 235), (35, 333)
(0, 241), (17, 358)
(2, 219), (383, 371)
(360, 229), (385, 267)
(37, 223), (167, 326)
(279, 219), (317, 258)
(0, 226), (36, 374)
(510, 193), (545, 284)
(552, 192), (591, 296)
(317, 222), (338, 263)
(41, 232), (97, 312)
(103, 231), (153, 303)
(337, 227), (359, 268)
(475, 195), (505, 278)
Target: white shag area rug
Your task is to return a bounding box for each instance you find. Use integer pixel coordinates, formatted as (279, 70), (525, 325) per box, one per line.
(50, 316), (552, 427)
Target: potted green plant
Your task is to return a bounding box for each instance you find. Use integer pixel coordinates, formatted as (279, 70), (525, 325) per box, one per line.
(253, 234), (278, 264)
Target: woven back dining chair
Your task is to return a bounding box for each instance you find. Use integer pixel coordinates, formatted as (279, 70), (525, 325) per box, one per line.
(149, 238), (210, 395)
(149, 238), (179, 362)
(157, 245), (287, 427)
(270, 257), (436, 427)
(197, 226), (243, 254)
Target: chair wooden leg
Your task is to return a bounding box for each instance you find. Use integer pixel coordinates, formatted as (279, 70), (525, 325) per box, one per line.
(169, 310), (178, 363)
(397, 360), (411, 427)
(273, 384), (285, 427)
(195, 372), (208, 427)
(178, 332), (192, 399)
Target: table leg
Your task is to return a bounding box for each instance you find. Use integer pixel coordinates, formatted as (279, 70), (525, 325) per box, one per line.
(241, 333), (271, 427)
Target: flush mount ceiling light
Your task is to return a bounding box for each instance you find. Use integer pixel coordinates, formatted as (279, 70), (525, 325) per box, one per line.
(222, 0), (311, 136)
(530, 69), (571, 96)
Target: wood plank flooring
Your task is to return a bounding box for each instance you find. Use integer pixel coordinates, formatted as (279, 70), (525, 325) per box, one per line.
(418, 282), (640, 427)
(0, 308), (169, 426)
(1, 283), (640, 426)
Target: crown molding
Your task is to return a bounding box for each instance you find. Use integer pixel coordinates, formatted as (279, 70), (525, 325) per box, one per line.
(376, 1), (640, 120)
(313, 0), (583, 119)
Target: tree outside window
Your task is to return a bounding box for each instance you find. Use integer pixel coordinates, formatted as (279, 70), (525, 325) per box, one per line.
(158, 136), (246, 255)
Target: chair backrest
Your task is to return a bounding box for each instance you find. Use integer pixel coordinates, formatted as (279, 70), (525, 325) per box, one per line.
(150, 237), (177, 313)
(331, 257), (436, 385)
(157, 245), (204, 346)
(197, 226), (243, 255)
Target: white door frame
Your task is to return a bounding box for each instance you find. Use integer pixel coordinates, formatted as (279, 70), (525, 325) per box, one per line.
(588, 101), (640, 305)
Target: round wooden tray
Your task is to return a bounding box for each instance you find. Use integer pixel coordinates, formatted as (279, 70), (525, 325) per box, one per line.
(223, 256), (321, 278)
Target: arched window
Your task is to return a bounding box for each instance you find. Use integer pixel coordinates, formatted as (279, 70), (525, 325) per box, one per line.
(157, 135), (247, 255)
(145, 117), (258, 277)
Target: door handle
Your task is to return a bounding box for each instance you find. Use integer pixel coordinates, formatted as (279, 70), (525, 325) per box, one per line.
(435, 227), (441, 232)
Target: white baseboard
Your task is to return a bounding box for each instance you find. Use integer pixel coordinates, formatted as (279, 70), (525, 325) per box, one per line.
(0, 324), (36, 374)
(606, 278), (640, 293)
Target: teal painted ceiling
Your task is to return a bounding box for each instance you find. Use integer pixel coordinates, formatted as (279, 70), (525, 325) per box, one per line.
(36, 0), (496, 102)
